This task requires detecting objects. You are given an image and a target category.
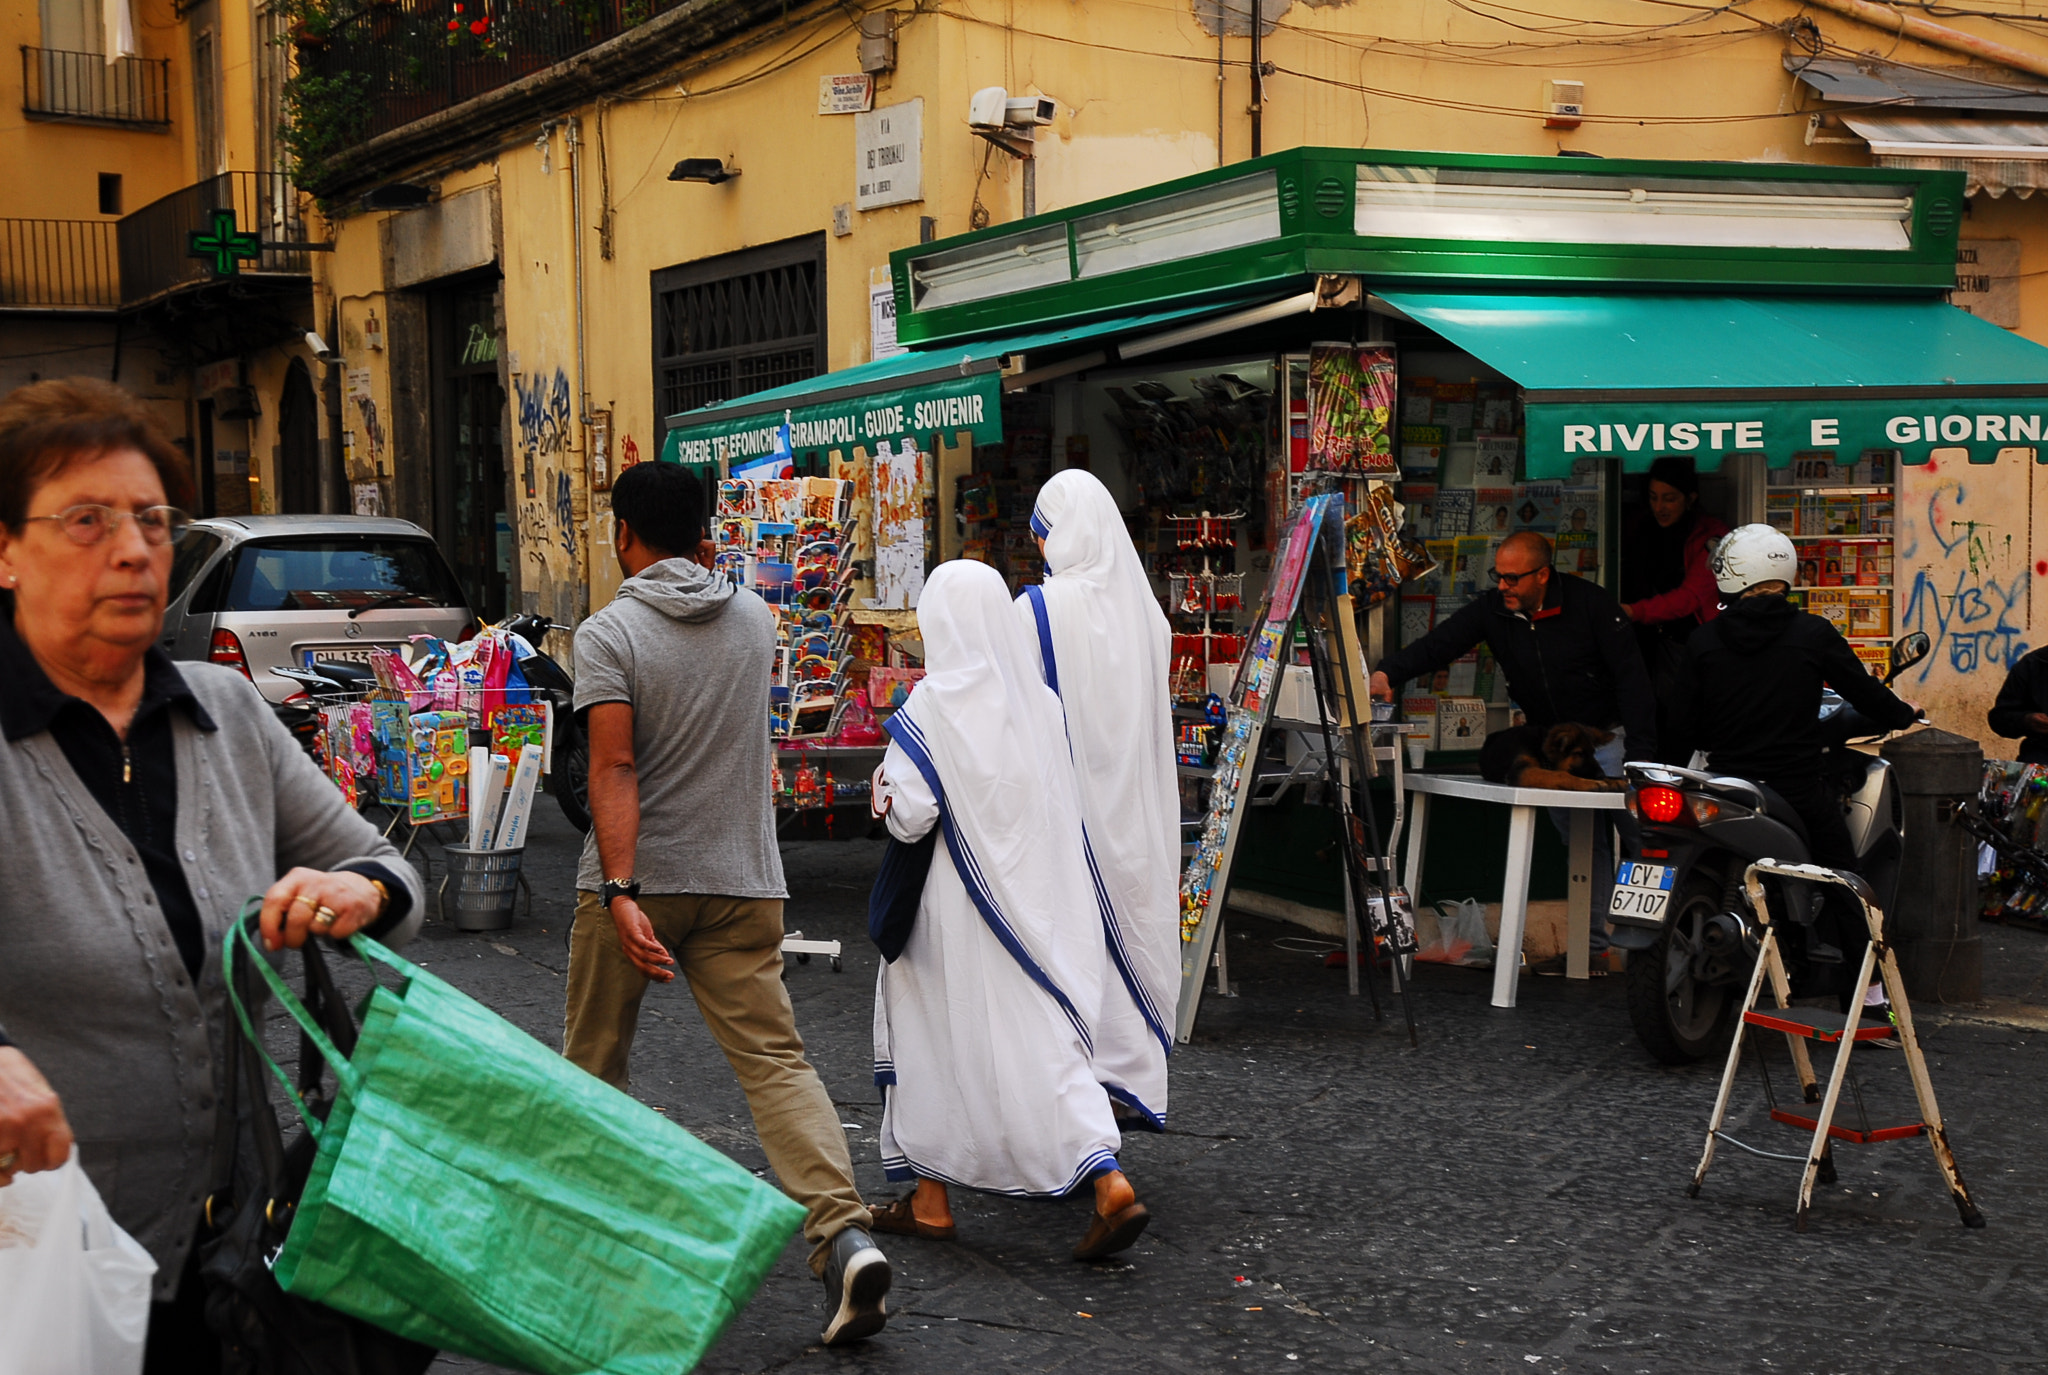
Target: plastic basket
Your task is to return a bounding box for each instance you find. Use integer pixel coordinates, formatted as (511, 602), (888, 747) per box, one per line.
(438, 845), (528, 932)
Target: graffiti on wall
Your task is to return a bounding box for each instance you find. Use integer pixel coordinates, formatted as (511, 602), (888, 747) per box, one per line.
(513, 367), (578, 576)
(1897, 470), (2031, 684)
(343, 368), (384, 477)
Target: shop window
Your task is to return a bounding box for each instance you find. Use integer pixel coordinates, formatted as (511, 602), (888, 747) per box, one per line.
(653, 236), (824, 424)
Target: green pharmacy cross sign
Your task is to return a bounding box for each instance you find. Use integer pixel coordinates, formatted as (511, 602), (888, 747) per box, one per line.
(188, 208), (265, 276)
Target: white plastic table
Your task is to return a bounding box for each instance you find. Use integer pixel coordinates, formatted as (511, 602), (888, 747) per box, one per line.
(1401, 773), (1627, 1008)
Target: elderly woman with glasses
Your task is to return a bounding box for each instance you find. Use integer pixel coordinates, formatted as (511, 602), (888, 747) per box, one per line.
(0, 379), (423, 1372)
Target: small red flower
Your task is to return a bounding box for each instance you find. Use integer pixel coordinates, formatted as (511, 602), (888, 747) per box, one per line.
(469, 18), (487, 32)
(446, 17), (459, 27)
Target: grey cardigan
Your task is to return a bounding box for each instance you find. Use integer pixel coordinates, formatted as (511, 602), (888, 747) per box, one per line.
(0, 662), (423, 1298)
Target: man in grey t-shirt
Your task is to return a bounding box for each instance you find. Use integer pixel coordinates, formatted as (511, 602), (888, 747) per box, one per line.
(563, 462), (890, 1346)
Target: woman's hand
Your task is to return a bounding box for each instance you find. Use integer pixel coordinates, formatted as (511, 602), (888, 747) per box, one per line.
(1621, 602), (1641, 622)
(259, 867), (384, 950)
(0, 1047), (73, 1186)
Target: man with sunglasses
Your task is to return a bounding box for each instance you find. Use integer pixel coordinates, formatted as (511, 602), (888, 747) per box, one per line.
(1371, 531), (1656, 967)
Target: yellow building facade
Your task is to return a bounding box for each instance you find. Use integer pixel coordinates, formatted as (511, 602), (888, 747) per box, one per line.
(3, 0), (319, 517)
(302, 0), (2046, 745)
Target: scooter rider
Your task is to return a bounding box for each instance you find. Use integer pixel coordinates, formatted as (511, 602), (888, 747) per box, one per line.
(1674, 524), (1919, 978)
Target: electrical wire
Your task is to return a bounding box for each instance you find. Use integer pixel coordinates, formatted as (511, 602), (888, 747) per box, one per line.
(934, 1), (1869, 127)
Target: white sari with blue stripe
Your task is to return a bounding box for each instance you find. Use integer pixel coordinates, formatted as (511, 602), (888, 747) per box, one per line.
(1016, 470), (1178, 1128)
(871, 560), (1120, 1196)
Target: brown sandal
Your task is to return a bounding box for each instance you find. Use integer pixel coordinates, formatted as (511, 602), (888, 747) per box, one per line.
(869, 1192), (956, 1241)
(1072, 1200), (1150, 1260)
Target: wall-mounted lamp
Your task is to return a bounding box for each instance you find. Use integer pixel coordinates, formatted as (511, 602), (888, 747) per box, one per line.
(668, 158), (740, 184)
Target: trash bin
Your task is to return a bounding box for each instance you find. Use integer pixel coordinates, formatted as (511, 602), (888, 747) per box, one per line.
(439, 845), (526, 932)
(1881, 727), (1981, 1003)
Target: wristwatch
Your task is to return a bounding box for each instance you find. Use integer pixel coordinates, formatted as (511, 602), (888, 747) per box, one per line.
(599, 876), (641, 912)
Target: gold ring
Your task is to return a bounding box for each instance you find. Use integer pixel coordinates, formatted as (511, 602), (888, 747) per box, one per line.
(311, 905), (338, 931)
(291, 893), (317, 910)
(0, 1150), (17, 1171)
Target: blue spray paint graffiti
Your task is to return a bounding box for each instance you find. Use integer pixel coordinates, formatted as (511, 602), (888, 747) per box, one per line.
(1898, 476), (2030, 683)
(512, 367), (577, 572)
(1899, 564), (2029, 681)
(554, 469), (575, 561)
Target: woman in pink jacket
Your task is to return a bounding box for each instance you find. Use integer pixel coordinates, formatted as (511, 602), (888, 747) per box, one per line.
(1621, 456), (1729, 763)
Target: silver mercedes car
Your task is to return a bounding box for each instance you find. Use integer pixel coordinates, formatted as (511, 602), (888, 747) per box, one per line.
(162, 515), (473, 703)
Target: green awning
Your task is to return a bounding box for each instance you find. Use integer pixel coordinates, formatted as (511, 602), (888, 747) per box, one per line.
(1375, 292), (2048, 478)
(659, 303), (1222, 468)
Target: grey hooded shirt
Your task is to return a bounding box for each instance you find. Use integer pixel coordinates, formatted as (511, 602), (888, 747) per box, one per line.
(573, 557), (787, 898)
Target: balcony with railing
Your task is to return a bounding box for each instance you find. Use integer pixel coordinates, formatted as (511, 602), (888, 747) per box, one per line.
(0, 219), (120, 310)
(20, 46), (172, 128)
(117, 172), (308, 308)
(304, 0), (684, 142)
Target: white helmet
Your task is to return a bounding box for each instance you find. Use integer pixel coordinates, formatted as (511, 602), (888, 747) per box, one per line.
(1711, 523), (1797, 596)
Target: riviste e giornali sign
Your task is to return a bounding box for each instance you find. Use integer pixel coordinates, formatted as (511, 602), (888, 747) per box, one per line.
(1525, 395), (2048, 477)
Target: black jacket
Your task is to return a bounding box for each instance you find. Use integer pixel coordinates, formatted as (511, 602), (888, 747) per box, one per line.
(1988, 645), (2048, 763)
(1678, 594), (1918, 780)
(1379, 571), (1658, 756)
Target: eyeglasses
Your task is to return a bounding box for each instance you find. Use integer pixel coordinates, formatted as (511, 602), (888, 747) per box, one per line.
(23, 504), (192, 547)
(1488, 565), (1550, 585)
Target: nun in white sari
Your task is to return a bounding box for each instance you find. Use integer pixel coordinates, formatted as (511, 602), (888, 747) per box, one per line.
(868, 559), (1151, 1260)
(1016, 469), (1179, 1129)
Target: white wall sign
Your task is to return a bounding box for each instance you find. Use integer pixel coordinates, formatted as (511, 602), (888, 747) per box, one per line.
(819, 73), (874, 114)
(1955, 239), (2021, 329)
(855, 98), (923, 211)
(870, 277), (904, 359)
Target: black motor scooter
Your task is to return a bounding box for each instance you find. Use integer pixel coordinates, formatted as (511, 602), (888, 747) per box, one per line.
(1610, 631), (1931, 1064)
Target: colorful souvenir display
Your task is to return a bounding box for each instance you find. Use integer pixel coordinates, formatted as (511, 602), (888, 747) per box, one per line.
(715, 474), (860, 739)
(314, 626), (550, 820)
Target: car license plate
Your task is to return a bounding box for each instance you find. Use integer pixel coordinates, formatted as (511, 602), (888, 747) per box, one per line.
(301, 646), (382, 668)
(1610, 861), (1674, 920)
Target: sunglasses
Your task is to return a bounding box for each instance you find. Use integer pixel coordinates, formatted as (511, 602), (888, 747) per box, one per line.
(1488, 565), (1549, 585)
(25, 504), (191, 547)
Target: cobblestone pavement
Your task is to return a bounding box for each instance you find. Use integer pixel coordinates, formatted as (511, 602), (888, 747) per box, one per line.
(413, 803), (2048, 1375)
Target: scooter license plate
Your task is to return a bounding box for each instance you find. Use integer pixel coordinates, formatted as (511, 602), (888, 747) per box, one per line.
(1609, 861), (1674, 920)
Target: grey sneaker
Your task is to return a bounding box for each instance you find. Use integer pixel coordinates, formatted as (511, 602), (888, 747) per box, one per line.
(820, 1225), (891, 1345)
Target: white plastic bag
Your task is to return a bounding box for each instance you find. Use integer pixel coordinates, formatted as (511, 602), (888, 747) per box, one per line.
(0, 1151), (156, 1375)
(1415, 897), (1495, 967)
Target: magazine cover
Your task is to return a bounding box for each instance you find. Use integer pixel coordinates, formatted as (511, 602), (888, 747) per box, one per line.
(1308, 343), (1398, 474)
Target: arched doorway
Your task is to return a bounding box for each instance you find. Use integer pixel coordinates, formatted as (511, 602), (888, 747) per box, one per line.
(277, 358), (321, 513)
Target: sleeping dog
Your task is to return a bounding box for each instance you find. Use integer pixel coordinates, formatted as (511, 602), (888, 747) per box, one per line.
(1477, 722), (1626, 792)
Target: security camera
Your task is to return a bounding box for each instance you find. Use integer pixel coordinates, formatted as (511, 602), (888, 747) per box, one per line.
(968, 86), (1009, 131)
(1004, 96), (1055, 128)
(304, 331), (334, 362)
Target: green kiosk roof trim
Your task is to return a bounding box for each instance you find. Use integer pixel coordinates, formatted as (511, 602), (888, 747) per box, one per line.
(658, 303), (1222, 466)
(1373, 291), (2048, 478)
(890, 148), (1968, 349)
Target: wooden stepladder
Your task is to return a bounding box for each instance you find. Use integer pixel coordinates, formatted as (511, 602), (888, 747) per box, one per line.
(1688, 860), (1984, 1233)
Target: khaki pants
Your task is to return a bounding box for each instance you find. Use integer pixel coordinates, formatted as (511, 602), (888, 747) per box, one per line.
(564, 891), (870, 1274)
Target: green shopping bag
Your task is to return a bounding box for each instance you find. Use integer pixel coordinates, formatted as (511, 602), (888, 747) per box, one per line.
(224, 912), (805, 1375)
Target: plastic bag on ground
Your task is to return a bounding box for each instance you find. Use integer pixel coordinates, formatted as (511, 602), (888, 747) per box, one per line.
(1414, 897), (1495, 967)
(0, 1151), (157, 1375)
